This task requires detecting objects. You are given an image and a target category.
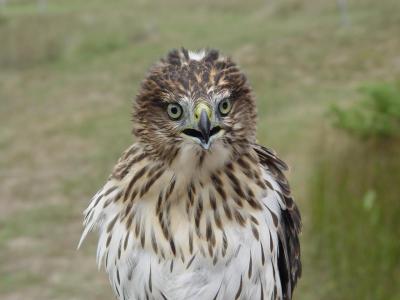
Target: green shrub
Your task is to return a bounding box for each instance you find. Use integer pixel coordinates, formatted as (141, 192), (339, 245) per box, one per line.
(331, 83), (400, 138)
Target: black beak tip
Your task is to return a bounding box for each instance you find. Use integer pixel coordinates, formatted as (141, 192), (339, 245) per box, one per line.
(198, 110), (211, 142)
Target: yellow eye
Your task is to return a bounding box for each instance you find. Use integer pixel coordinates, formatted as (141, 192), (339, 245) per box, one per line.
(167, 103), (183, 120)
(218, 99), (232, 116)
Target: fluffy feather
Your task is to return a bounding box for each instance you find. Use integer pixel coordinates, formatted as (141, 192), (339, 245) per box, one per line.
(79, 48), (301, 300)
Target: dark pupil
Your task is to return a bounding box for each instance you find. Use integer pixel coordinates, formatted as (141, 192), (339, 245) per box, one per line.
(222, 102), (228, 109)
(171, 107), (178, 114)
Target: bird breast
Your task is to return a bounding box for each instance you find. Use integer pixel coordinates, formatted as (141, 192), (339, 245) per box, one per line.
(80, 143), (284, 299)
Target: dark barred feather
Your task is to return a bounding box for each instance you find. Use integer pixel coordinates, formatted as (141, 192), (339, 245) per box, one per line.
(253, 143), (302, 300)
(80, 48), (302, 300)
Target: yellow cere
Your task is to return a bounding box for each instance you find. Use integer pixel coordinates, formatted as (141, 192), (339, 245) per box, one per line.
(194, 102), (212, 122)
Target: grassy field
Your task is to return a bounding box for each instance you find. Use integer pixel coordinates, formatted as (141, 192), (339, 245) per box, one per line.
(1, 0), (399, 299)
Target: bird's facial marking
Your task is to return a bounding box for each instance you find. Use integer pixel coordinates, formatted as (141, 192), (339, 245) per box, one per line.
(179, 101), (227, 150)
(194, 102), (211, 122)
(133, 48), (257, 161)
(158, 94), (238, 150)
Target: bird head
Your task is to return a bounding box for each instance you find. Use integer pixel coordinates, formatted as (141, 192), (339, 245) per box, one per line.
(133, 48), (257, 165)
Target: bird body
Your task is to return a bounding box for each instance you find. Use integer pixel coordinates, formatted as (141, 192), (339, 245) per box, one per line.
(79, 49), (301, 300)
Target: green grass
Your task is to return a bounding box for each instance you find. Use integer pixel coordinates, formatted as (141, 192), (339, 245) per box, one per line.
(1, 0), (400, 299)
(309, 137), (400, 300)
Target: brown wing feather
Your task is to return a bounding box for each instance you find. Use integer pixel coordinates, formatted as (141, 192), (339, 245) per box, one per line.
(253, 144), (302, 300)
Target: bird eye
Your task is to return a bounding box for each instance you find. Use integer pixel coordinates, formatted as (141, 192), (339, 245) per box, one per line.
(218, 98), (232, 116)
(167, 103), (183, 120)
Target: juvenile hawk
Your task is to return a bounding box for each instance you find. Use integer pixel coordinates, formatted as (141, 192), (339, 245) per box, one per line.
(79, 48), (301, 300)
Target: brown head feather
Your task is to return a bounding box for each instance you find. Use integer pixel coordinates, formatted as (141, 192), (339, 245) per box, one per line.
(132, 48), (257, 163)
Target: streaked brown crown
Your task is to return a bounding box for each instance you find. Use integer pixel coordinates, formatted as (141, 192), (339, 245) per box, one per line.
(133, 48), (257, 161)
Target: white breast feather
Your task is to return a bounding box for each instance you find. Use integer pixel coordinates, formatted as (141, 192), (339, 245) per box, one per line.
(79, 153), (285, 300)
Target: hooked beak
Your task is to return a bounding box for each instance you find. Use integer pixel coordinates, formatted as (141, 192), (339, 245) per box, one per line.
(182, 102), (222, 150)
(198, 109), (211, 145)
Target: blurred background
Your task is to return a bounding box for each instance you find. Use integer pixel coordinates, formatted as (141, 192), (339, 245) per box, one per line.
(1, 0), (399, 299)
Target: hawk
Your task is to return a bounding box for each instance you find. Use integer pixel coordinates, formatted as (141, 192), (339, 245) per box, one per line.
(79, 48), (301, 300)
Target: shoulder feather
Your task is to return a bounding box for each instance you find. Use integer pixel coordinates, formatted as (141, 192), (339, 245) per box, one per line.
(253, 143), (302, 300)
